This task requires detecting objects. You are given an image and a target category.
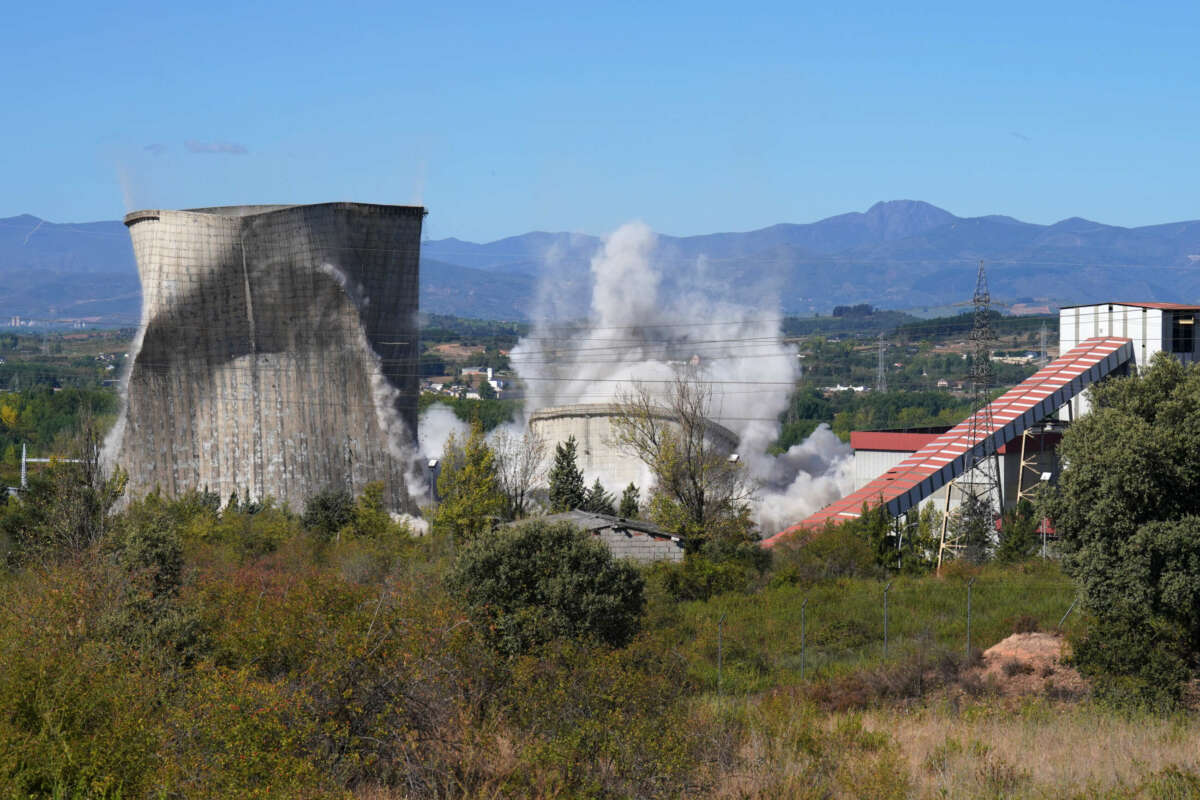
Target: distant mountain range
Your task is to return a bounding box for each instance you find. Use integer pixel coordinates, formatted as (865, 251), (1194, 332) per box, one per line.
(2, 200), (1199, 323)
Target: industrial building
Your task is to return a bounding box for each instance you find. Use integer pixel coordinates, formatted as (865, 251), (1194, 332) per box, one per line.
(514, 510), (686, 564)
(107, 202), (424, 511)
(528, 402), (739, 494)
(1058, 302), (1198, 417)
(766, 300), (1199, 547)
(848, 425), (1062, 513)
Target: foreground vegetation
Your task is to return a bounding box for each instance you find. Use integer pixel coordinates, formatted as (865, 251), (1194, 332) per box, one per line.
(2, 467), (1199, 798)
(7, 325), (1200, 798)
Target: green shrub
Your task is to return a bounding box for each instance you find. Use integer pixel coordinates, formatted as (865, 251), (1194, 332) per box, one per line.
(502, 639), (702, 797)
(301, 487), (355, 540)
(0, 458), (126, 568)
(156, 663), (333, 798)
(1071, 613), (1191, 710)
(649, 533), (770, 602)
(650, 553), (757, 602)
(0, 563), (166, 797)
(769, 524), (886, 585)
(206, 502), (299, 560)
(448, 520), (645, 655)
(194, 551), (372, 679)
(189, 547), (503, 793)
(101, 494), (204, 663)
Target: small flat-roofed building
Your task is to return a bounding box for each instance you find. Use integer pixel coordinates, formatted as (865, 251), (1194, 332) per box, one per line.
(516, 510), (686, 564)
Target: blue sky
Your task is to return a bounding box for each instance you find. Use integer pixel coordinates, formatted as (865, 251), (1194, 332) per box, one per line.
(4, 0), (1198, 241)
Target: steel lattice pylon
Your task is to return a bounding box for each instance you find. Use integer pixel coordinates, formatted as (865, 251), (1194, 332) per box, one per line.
(875, 333), (888, 393)
(938, 260), (1003, 569)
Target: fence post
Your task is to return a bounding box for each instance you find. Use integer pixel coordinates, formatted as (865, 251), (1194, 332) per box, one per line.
(883, 581), (893, 660)
(966, 577), (976, 661)
(717, 612), (726, 697)
(801, 598), (808, 680)
(1058, 597), (1078, 630)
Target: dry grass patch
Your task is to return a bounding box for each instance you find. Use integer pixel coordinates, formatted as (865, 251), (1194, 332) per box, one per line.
(430, 342), (485, 360)
(866, 702), (1200, 798)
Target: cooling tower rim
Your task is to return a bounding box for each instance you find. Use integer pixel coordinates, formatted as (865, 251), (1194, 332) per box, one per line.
(123, 202), (426, 227)
(529, 402), (739, 447)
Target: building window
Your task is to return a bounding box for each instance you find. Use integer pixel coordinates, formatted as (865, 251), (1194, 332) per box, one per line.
(1171, 314), (1195, 354)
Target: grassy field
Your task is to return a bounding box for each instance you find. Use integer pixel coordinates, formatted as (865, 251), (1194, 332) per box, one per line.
(868, 702), (1200, 799)
(656, 560), (1081, 695)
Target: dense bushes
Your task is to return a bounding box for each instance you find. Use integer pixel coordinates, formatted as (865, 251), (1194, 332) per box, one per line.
(0, 493), (777, 797)
(650, 537), (772, 602)
(0, 561), (169, 797)
(502, 640), (705, 797)
(449, 520), (645, 655)
(1044, 354), (1200, 706)
(770, 525), (886, 585)
(0, 445), (1176, 796)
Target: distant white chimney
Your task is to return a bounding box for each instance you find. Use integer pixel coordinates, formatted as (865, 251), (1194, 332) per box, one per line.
(487, 367), (493, 381)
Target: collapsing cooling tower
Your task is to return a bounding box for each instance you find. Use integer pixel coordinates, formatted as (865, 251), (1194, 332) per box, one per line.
(108, 203), (423, 511)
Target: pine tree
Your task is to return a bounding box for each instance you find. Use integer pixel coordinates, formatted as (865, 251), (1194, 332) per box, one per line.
(581, 478), (616, 516)
(433, 420), (505, 541)
(548, 435), (585, 511)
(950, 492), (994, 564)
(619, 483), (640, 518)
(996, 498), (1039, 563)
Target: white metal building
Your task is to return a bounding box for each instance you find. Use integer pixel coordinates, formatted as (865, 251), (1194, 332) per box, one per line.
(1059, 302), (1200, 417)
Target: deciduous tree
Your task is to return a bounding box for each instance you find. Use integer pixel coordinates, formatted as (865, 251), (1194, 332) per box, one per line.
(490, 427), (547, 520)
(611, 375), (753, 545)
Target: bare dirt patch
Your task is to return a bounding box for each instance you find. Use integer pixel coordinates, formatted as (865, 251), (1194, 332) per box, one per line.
(430, 342), (485, 360)
(973, 632), (1087, 699)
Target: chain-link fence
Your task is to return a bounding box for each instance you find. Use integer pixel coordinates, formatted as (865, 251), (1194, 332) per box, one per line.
(675, 573), (1080, 696)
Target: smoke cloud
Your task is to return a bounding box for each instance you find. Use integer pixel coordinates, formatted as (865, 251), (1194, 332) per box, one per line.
(509, 221), (854, 535)
(184, 140), (249, 155)
(418, 403), (470, 466)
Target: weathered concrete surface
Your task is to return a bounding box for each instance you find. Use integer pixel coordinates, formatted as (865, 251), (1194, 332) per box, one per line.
(528, 402), (738, 493)
(510, 510), (686, 564)
(107, 202), (423, 511)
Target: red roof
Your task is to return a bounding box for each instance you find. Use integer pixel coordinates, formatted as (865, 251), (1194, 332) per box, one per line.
(762, 337), (1135, 548)
(850, 431), (941, 452)
(851, 429), (1061, 455)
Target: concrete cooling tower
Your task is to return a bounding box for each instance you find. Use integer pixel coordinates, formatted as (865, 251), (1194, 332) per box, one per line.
(528, 403), (739, 494)
(107, 202), (423, 512)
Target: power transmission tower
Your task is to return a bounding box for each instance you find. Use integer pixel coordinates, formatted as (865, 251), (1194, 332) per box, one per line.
(938, 260), (1003, 569)
(875, 334), (887, 393)
(1039, 323), (1047, 364)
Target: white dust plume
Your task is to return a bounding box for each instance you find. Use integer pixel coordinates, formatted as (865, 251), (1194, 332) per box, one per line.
(509, 221), (854, 536)
(417, 403), (469, 464)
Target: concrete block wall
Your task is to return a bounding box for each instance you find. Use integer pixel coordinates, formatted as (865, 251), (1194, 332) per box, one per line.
(109, 202), (423, 512)
(592, 527), (684, 564)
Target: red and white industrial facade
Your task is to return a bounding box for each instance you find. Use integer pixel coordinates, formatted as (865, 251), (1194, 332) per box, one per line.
(765, 301), (1200, 547)
(1058, 302), (1200, 417)
(763, 335), (1135, 547)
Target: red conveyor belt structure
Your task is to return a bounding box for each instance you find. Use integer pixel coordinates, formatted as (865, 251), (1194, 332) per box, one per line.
(762, 337), (1135, 548)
